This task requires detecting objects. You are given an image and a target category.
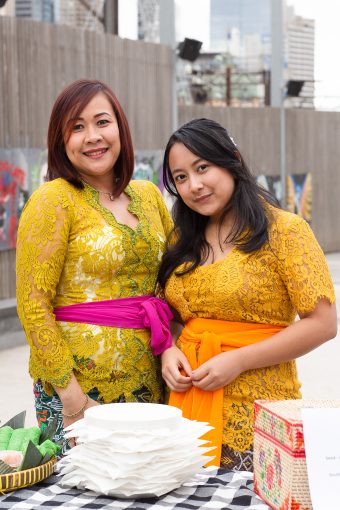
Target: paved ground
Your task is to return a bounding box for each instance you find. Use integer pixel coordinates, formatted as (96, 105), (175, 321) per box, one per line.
(1, 253), (339, 427)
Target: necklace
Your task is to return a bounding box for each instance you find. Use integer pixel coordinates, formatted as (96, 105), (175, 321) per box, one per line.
(96, 189), (115, 201)
(82, 180), (116, 201)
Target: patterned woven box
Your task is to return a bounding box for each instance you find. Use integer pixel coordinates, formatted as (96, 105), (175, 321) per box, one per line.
(253, 399), (340, 510)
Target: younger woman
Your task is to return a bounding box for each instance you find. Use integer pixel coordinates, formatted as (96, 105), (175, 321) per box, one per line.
(158, 118), (336, 471)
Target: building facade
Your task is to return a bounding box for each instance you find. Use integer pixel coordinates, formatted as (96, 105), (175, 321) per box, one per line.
(15, 0), (54, 21)
(285, 8), (314, 108)
(12, 0), (105, 30)
(208, 0), (315, 107)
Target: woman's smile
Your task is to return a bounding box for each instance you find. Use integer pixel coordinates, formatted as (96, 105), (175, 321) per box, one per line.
(193, 193), (213, 203)
(65, 92), (121, 186)
(169, 142), (235, 221)
(83, 148), (108, 159)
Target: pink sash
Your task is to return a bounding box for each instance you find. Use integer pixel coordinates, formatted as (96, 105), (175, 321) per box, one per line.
(54, 296), (173, 355)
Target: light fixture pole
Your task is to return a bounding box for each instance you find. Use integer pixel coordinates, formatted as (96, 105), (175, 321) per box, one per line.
(159, 0), (178, 132)
(279, 86), (286, 209)
(103, 0), (118, 34)
(271, 0), (286, 208)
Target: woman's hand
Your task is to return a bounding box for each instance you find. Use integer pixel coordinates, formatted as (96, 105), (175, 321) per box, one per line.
(191, 350), (244, 391)
(161, 344), (193, 392)
(54, 374), (101, 447)
(62, 396), (100, 427)
(63, 396), (100, 447)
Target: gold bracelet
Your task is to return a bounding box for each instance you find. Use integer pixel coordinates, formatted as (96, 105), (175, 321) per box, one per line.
(62, 394), (89, 419)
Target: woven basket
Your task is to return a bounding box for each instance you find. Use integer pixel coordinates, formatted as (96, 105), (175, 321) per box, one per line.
(0, 457), (57, 494)
(253, 399), (340, 510)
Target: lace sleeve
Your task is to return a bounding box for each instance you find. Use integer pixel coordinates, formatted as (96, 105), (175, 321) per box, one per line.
(16, 183), (76, 388)
(272, 213), (335, 315)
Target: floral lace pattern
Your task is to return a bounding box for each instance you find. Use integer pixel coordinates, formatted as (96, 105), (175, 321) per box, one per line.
(165, 206), (335, 453)
(16, 178), (173, 402)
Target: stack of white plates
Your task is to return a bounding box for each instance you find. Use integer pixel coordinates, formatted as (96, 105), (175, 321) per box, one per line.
(58, 403), (215, 497)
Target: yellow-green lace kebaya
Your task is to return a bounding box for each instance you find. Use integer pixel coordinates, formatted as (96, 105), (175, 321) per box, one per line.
(16, 178), (173, 403)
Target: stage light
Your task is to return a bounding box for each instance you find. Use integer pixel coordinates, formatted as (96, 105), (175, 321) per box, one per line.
(177, 38), (202, 62)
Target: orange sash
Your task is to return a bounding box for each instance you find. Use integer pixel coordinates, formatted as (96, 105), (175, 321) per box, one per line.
(169, 318), (284, 466)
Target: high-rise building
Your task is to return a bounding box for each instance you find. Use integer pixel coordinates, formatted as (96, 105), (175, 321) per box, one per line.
(15, 0), (54, 22)
(138, 0), (159, 42)
(210, 0), (271, 70)
(208, 0), (315, 107)
(285, 8), (314, 108)
(57, 0), (105, 31)
(14, 0), (105, 30)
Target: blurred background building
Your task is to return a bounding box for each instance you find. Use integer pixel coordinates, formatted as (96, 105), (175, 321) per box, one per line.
(15, 0), (55, 22)
(1, 0), (105, 30)
(177, 0), (314, 108)
(0, 0), (340, 294)
(120, 0), (315, 108)
(56, 0), (105, 31)
(137, 0), (159, 42)
(0, 0), (315, 107)
(285, 7), (314, 108)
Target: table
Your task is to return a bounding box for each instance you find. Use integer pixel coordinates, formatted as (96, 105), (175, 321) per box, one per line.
(0, 468), (270, 510)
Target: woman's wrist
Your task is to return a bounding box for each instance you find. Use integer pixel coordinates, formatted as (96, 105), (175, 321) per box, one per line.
(53, 372), (87, 412)
(228, 348), (248, 374)
(62, 394), (89, 418)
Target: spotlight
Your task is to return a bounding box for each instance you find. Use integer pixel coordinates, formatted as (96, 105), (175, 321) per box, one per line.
(177, 38), (202, 62)
(286, 80), (305, 97)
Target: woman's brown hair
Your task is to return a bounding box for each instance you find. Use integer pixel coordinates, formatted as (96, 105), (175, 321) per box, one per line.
(46, 79), (134, 196)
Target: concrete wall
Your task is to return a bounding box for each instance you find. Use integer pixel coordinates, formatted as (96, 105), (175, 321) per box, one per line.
(0, 16), (173, 150)
(1, 17), (340, 300)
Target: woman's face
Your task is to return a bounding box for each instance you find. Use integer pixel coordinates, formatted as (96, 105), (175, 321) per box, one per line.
(169, 142), (235, 222)
(65, 92), (121, 183)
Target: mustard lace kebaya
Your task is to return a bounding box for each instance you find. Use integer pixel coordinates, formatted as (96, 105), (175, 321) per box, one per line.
(164, 206), (335, 461)
(16, 178), (173, 403)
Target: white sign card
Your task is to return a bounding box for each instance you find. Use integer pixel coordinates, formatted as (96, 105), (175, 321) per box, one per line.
(301, 408), (340, 510)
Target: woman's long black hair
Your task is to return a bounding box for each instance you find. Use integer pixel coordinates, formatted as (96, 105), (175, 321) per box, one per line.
(158, 118), (280, 288)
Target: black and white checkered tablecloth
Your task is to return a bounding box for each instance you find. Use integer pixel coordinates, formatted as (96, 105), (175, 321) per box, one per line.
(0, 468), (270, 510)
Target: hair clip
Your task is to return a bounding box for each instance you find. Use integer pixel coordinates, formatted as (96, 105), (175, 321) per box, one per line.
(229, 136), (237, 147)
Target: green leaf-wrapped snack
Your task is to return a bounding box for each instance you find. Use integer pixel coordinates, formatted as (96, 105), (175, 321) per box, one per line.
(20, 427), (41, 455)
(37, 439), (61, 458)
(0, 411), (60, 473)
(7, 428), (26, 452)
(6, 427), (41, 455)
(0, 426), (13, 450)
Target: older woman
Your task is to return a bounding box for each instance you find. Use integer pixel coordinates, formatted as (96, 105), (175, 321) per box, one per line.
(16, 79), (173, 451)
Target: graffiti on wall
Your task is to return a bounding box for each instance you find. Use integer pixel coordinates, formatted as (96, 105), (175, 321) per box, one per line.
(286, 173), (312, 223)
(0, 148), (165, 251)
(0, 149), (47, 250)
(133, 150), (163, 189)
(132, 149), (174, 210)
(256, 174), (282, 204)
(0, 149), (315, 252)
(0, 161), (26, 249)
(256, 173), (312, 223)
